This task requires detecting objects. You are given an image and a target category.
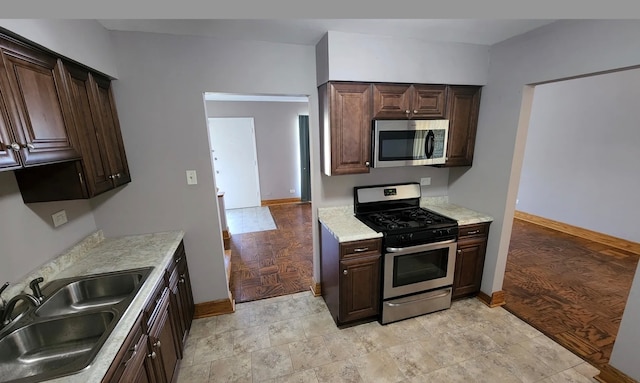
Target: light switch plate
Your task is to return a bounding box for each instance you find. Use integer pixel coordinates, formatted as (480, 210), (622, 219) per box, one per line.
(186, 170), (198, 185)
(52, 210), (68, 227)
(420, 177), (431, 186)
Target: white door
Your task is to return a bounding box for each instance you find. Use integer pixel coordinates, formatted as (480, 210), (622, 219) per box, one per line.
(208, 117), (261, 209)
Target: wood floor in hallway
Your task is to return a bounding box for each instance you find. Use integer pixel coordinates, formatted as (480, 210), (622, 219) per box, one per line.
(229, 203), (313, 303)
(503, 218), (640, 368)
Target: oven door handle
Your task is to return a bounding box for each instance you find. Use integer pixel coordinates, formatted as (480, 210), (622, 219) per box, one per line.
(385, 289), (451, 307)
(386, 239), (456, 254)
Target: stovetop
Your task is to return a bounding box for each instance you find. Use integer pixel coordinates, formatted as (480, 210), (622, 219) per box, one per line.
(357, 207), (456, 232)
(353, 183), (458, 247)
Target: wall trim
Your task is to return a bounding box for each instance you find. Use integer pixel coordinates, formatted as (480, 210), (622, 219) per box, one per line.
(478, 290), (506, 308)
(193, 296), (235, 319)
(261, 198), (302, 206)
(514, 211), (640, 255)
(310, 278), (321, 297)
(595, 363), (638, 383)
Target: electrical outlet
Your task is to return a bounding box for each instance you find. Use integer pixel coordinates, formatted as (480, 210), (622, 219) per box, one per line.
(289, 189), (295, 194)
(52, 210), (68, 228)
(186, 170), (198, 185)
(420, 177), (431, 186)
(516, 199), (519, 205)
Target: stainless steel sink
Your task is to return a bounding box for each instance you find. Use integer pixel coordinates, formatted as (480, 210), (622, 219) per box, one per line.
(0, 267), (154, 383)
(0, 311), (115, 382)
(36, 270), (149, 317)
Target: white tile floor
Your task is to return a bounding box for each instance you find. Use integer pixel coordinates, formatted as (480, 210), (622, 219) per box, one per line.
(177, 292), (601, 383)
(226, 207), (277, 235)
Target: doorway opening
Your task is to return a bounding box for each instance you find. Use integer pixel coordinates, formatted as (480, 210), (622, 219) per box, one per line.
(503, 69), (640, 368)
(204, 92), (313, 303)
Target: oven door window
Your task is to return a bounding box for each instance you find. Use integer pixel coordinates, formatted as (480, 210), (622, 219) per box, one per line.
(393, 248), (449, 287)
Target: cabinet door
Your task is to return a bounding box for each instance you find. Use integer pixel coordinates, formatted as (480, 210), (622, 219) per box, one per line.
(64, 64), (113, 196)
(372, 83), (411, 119)
(148, 290), (179, 383)
(339, 254), (381, 323)
(0, 42), (78, 166)
(325, 82), (372, 175)
(445, 86), (481, 166)
(0, 87), (20, 170)
(118, 334), (157, 383)
(452, 236), (487, 299)
(411, 84), (447, 118)
(177, 258), (195, 334)
(89, 74), (131, 187)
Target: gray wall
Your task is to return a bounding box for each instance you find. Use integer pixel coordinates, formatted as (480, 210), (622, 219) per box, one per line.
(446, 20), (640, 379)
(206, 100), (309, 200)
(88, 31), (319, 304)
(517, 69), (640, 243)
(319, 31), (489, 85)
(0, 19), (118, 78)
(0, 172), (98, 285)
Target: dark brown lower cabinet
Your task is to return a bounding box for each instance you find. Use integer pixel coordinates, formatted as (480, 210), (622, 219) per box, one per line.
(320, 223), (381, 326)
(148, 288), (179, 383)
(339, 255), (381, 323)
(103, 240), (194, 383)
(452, 222), (491, 300)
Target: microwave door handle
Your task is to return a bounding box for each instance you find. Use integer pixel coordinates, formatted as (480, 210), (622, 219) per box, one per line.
(425, 130), (435, 159)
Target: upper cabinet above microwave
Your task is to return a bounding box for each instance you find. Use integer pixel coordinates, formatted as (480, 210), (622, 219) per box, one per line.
(372, 84), (447, 119)
(319, 81), (482, 176)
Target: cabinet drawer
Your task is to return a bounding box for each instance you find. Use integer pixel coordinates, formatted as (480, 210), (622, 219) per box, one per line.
(458, 223), (490, 238)
(340, 239), (381, 258)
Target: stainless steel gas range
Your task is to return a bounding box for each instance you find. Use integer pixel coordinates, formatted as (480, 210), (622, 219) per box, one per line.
(354, 182), (458, 324)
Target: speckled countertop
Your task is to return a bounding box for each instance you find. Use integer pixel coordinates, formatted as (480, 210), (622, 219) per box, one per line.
(421, 196), (494, 226)
(4, 229), (185, 383)
(317, 205), (383, 242)
(318, 197), (493, 243)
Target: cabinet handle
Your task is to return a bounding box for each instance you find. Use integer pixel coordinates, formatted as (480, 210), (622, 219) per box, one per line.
(365, 161), (370, 167)
(153, 340), (161, 348)
(175, 257), (182, 264)
(148, 351), (157, 359)
(108, 174), (114, 179)
(78, 172), (84, 184)
(116, 173), (121, 178)
(123, 344), (138, 367)
(405, 110), (410, 114)
(343, 270), (348, 275)
(413, 110), (418, 114)
(457, 250), (462, 254)
(353, 247), (369, 252)
(9, 142), (20, 151)
(179, 278), (185, 284)
(466, 230), (480, 235)
(24, 143), (35, 150)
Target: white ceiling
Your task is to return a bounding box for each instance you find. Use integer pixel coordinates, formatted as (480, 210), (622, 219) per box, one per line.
(97, 19), (557, 46)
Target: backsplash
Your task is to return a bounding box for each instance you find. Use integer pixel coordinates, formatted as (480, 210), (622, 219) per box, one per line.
(2, 230), (104, 300)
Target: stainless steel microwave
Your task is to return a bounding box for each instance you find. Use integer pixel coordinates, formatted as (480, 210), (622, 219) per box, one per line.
(372, 119), (449, 168)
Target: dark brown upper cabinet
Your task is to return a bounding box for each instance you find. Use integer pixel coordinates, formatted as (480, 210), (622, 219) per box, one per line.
(0, 35), (79, 171)
(442, 85), (481, 167)
(14, 63), (131, 203)
(372, 83), (447, 119)
(319, 81), (372, 175)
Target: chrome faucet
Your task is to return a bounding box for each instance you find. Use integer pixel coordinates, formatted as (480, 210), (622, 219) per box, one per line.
(0, 279), (43, 326)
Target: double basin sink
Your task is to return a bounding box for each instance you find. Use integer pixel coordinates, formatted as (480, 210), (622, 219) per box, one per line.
(0, 267), (154, 383)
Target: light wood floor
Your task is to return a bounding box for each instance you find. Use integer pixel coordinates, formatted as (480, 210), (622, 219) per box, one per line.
(503, 218), (640, 368)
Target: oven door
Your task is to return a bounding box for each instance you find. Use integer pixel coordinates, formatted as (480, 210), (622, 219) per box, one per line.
(383, 240), (457, 299)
